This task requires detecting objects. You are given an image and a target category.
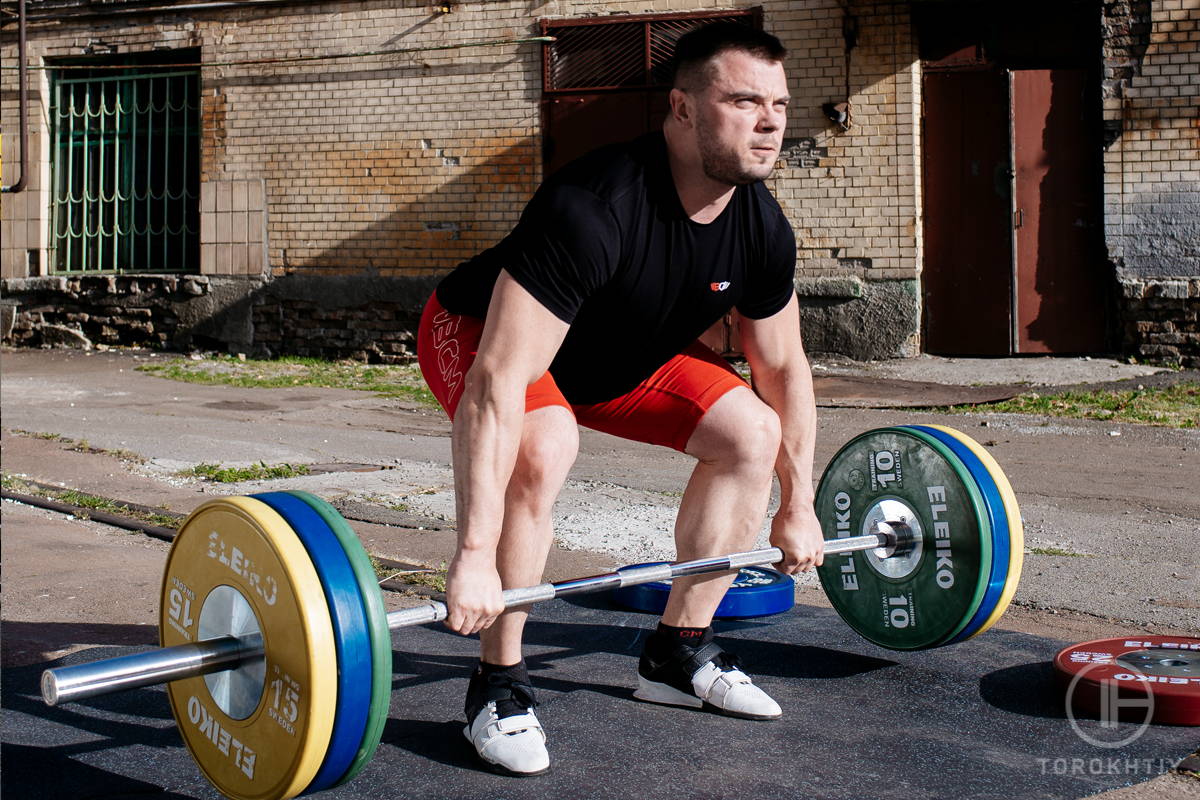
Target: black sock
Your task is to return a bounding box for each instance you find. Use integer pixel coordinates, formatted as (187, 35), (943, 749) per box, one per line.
(644, 623), (713, 662)
(464, 660), (535, 721)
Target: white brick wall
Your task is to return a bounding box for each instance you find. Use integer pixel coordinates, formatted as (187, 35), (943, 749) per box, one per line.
(4, 0), (1194, 308)
(2, 0), (924, 283)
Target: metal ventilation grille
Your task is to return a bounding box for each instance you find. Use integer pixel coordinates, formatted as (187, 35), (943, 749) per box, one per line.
(543, 12), (758, 92)
(648, 19), (700, 86)
(548, 21), (644, 90)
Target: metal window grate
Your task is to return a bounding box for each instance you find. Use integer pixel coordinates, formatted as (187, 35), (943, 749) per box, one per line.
(543, 11), (759, 92)
(50, 67), (200, 274)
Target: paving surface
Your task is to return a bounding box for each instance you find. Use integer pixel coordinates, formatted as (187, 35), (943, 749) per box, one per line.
(4, 602), (1195, 800)
(2, 347), (1197, 799)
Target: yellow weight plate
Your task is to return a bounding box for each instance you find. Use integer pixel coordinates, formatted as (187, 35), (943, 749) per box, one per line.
(160, 497), (338, 800)
(923, 425), (1024, 638)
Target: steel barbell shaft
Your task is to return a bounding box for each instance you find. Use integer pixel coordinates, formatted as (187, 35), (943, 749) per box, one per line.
(41, 531), (891, 706)
(386, 532), (892, 628)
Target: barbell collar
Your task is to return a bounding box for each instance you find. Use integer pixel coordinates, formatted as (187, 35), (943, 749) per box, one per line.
(41, 633), (263, 707)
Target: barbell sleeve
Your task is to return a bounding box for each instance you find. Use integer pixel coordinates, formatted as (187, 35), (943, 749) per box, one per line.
(41, 531), (895, 706)
(42, 633), (264, 707)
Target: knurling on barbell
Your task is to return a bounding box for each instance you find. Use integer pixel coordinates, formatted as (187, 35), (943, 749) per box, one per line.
(39, 426), (1022, 800)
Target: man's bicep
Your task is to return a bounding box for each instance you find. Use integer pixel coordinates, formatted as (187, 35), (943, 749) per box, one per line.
(474, 269), (569, 385)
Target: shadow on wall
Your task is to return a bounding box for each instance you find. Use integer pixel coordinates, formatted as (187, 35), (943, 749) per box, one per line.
(241, 138), (542, 361)
(291, 137), (540, 275)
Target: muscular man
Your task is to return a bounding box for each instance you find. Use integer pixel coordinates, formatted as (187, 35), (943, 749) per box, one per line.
(416, 22), (823, 776)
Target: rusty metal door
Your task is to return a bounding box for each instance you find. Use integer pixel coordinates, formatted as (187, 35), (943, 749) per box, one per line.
(1010, 68), (1107, 353)
(921, 67), (1107, 355)
(921, 69), (1013, 355)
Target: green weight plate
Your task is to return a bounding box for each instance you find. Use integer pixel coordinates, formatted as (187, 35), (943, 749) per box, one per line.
(815, 427), (993, 650)
(898, 427), (1009, 644)
(873, 426), (994, 647)
(285, 490), (390, 787)
(922, 425), (1025, 640)
(161, 497), (338, 800)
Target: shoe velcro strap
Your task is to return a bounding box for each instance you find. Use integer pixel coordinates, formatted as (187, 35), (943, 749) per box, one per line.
(493, 712), (543, 736)
(680, 641), (725, 677)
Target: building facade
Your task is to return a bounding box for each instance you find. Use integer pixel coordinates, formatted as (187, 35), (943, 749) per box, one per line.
(2, 0), (1197, 364)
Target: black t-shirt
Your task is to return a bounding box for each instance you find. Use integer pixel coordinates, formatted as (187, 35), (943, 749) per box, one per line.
(435, 132), (797, 405)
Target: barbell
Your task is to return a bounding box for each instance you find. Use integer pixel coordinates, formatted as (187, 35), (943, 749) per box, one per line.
(39, 424), (1023, 799)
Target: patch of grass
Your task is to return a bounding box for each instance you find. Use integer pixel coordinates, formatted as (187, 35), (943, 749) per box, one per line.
(934, 382), (1199, 428)
(137, 355), (439, 406)
(1, 472), (29, 491)
(6, 430), (145, 462)
(184, 461), (311, 483)
(68, 439), (145, 463)
(402, 568), (448, 593)
(1029, 546), (1089, 557)
(3, 479), (179, 527)
(371, 555), (448, 593)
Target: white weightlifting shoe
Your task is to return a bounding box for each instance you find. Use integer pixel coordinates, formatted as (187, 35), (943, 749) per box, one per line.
(634, 640), (782, 721)
(464, 701), (550, 776)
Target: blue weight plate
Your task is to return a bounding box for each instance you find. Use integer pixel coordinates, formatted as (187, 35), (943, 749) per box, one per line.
(252, 492), (372, 795)
(899, 426), (1010, 644)
(611, 564), (794, 619)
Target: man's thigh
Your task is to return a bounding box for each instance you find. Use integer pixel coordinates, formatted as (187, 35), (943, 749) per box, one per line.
(572, 342), (749, 452)
(416, 292), (571, 420)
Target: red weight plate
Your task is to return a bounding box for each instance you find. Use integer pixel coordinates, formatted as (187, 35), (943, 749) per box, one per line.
(1054, 636), (1200, 726)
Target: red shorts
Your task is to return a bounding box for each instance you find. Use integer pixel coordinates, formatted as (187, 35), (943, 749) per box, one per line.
(416, 292), (747, 452)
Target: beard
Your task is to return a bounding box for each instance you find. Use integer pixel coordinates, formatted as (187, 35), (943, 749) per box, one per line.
(695, 125), (776, 186)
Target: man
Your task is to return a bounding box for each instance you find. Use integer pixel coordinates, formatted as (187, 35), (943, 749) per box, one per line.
(416, 22), (824, 776)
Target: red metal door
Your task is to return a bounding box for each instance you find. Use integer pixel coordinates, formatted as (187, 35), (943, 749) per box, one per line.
(1011, 69), (1107, 353)
(921, 69), (1013, 355)
(543, 90), (668, 176)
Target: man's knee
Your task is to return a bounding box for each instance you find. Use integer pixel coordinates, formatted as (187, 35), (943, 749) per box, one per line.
(511, 408), (579, 495)
(688, 389), (781, 466)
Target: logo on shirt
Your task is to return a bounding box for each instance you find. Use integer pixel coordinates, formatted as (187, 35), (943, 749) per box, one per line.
(710, 281), (731, 292)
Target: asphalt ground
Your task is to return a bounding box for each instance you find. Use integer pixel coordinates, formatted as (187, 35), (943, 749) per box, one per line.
(3, 601), (1195, 800)
(2, 348), (1198, 799)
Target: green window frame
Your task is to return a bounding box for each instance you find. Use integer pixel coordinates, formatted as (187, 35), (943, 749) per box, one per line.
(49, 63), (200, 274)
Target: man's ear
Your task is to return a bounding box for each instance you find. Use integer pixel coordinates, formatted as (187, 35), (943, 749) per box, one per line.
(668, 87), (692, 126)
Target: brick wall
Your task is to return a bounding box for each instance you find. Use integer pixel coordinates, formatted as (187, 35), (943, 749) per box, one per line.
(1102, 0), (1200, 365)
(3, 0), (1196, 362)
(2, 1), (922, 354)
(195, 0), (919, 287)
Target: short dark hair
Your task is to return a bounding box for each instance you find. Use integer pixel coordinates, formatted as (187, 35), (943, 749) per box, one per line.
(671, 22), (787, 91)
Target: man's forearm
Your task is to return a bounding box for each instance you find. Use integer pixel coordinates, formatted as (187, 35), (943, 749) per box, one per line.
(450, 369), (527, 558)
(753, 359), (817, 511)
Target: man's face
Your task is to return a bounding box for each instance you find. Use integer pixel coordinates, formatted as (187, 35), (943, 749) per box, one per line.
(688, 50), (789, 186)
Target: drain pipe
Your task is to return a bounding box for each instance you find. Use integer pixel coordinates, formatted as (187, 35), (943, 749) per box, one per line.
(2, 0), (28, 194)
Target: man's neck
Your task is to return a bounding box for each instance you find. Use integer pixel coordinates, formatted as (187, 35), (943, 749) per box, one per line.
(663, 125), (736, 224)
